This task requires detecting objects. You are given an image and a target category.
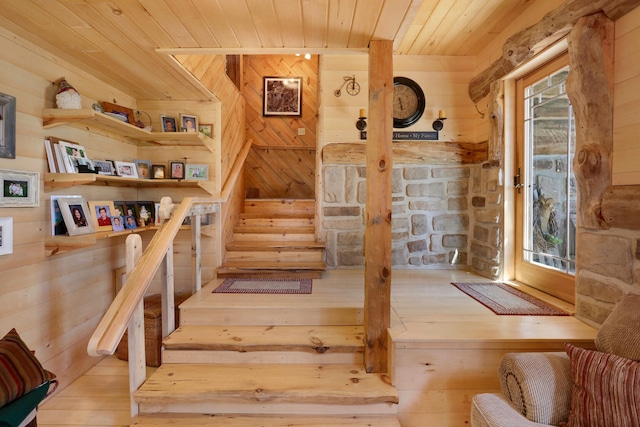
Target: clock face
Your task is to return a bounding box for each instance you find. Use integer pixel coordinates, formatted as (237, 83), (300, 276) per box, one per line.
(393, 77), (425, 128)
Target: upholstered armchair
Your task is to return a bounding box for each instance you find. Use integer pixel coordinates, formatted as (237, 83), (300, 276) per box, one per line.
(471, 293), (640, 427)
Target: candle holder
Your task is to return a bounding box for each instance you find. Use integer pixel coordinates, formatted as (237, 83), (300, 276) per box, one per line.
(356, 116), (367, 131)
(432, 110), (447, 131)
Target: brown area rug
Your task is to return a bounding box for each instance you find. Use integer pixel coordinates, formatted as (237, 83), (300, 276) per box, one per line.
(213, 278), (312, 294)
(451, 282), (568, 316)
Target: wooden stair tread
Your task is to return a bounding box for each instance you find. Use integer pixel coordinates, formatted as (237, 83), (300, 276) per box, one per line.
(164, 325), (364, 353)
(233, 226), (315, 234)
(132, 413), (401, 426)
(134, 364), (398, 405)
(239, 212), (315, 219)
(227, 241), (325, 251)
(219, 261), (327, 270)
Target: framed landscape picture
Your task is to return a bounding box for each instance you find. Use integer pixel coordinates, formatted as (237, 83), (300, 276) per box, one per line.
(263, 76), (302, 116)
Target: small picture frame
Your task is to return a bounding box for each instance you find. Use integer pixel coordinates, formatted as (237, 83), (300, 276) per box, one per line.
(170, 161), (185, 179)
(51, 195), (81, 235)
(0, 217), (13, 256)
(0, 169), (39, 207)
(154, 202), (162, 226)
(263, 76), (303, 116)
(179, 114), (198, 132)
(152, 164), (166, 179)
(185, 164), (208, 180)
(111, 215), (125, 231)
(198, 124), (213, 138)
(123, 202), (138, 226)
(93, 160), (114, 175)
(88, 201), (117, 232)
(160, 115), (177, 132)
(136, 201), (155, 227)
(114, 161), (139, 178)
(134, 160), (152, 179)
(58, 140), (89, 173)
(0, 92), (16, 159)
(58, 197), (95, 236)
(101, 102), (135, 125)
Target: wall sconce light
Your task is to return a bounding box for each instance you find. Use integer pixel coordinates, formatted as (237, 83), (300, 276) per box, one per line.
(432, 109), (447, 131)
(356, 108), (367, 130)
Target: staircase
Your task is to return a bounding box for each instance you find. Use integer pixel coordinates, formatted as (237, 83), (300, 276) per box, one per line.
(217, 199), (327, 279)
(129, 297), (400, 426)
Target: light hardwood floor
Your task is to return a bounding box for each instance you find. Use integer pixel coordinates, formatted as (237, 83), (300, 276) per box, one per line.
(37, 269), (596, 426)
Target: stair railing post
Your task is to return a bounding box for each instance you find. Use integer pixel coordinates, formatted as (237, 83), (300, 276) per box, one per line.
(191, 213), (202, 292)
(125, 234), (145, 417)
(161, 243), (176, 337)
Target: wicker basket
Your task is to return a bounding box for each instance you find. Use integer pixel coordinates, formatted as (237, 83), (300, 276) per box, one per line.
(116, 293), (190, 367)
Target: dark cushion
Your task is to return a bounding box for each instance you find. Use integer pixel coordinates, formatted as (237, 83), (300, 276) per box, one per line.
(565, 343), (640, 427)
(0, 329), (56, 408)
(0, 380), (50, 426)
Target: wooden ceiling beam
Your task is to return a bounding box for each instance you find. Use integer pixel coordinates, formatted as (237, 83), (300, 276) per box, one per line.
(156, 47), (369, 56)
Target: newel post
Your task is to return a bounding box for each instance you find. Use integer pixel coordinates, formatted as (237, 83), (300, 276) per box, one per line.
(125, 234), (144, 416)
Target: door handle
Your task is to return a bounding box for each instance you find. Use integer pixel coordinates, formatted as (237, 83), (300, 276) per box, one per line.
(513, 168), (522, 193)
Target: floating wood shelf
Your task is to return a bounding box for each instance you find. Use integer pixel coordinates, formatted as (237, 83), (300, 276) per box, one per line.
(42, 109), (214, 152)
(44, 173), (219, 196)
(45, 227), (156, 256)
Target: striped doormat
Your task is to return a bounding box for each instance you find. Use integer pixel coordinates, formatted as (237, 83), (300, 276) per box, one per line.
(213, 278), (312, 294)
(451, 282), (568, 315)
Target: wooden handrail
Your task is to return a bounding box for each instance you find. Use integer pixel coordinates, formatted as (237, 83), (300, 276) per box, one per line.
(87, 196), (216, 356)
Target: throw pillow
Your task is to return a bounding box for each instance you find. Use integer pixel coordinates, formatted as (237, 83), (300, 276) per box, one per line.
(0, 328), (56, 408)
(565, 343), (640, 427)
(595, 293), (640, 361)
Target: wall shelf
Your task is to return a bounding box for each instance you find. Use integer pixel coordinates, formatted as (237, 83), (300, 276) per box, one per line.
(42, 109), (214, 152)
(44, 173), (218, 196)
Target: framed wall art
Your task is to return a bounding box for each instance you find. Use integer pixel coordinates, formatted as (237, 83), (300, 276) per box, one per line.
(263, 76), (302, 116)
(93, 160), (114, 175)
(101, 102), (135, 125)
(160, 115), (177, 132)
(134, 159), (151, 179)
(0, 92), (16, 159)
(0, 169), (39, 207)
(179, 114), (198, 132)
(198, 123), (212, 138)
(0, 217), (13, 256)
(185, 164), (208, 180)
(152, 164), (165, 179)
(170, 161), (184, 179)
(88, 200), (116, 232)
(51, 194), (81, 235)
(58, 197), (95, 236)
(114, 161), (138, 178)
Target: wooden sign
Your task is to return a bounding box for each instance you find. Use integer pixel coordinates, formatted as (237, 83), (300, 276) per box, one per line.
(360, 131), (438, 141)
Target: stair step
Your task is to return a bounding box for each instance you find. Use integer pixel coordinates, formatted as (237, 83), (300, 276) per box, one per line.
(134, 364), (398, 415)
(239, 212), (315, 219)
(244, 199), (315, 216)
(131, 413), (401, 426)
(238, 216), (314, 227)
(233, 225), (315, 234)
(163, 325), (364, 364)
(217, 261), (326, 279)
(227, 240), (325, 251)
(224, 251), (324, 263)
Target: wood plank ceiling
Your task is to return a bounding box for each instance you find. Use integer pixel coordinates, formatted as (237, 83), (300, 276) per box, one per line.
(0, 0), (535, 101)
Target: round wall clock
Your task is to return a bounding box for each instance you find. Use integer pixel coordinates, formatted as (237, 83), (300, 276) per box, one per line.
(393, 76), (425, 129)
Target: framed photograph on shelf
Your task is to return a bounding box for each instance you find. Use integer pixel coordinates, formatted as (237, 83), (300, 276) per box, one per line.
(101, 102), (135, 125)
(185, 164), (208, 180)
(51, 195), (81, 235)
(198, 124), (213, 138)
(136, 201), (155, 227)
(154, 202), (162, 226)
(179, 114), (198, 132)
(58, 197), (95, 236)
(114, 161), (138, 178)
(134, 159), (152, 179)
(88, 200), (116, 232)
(112, 201), (126, 218)
(263, 76), (302, 116)
(160, 115), (177, 132)
(123, 201), (138, 227)
(93, 160), (114, 175)
(0, 169), (39, 207)
(152, 164), (165, 179)
(0, 92), (16, 159)
(58, 140), (89, 173)
(0, 217), (13, 255)
(111, 215), (125, 231)
(169, 161), (185, 179)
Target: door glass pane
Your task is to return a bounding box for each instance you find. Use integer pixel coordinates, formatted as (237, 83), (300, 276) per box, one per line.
(523, 66), (575, 274)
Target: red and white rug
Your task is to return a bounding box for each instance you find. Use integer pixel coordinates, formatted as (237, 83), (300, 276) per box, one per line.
(451, 282), (568, 315)
(213, 278), (312, 294)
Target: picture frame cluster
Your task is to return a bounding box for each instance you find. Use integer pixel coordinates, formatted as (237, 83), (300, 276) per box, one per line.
(160, 113), (212, 138)
(45, 137), (208, 180)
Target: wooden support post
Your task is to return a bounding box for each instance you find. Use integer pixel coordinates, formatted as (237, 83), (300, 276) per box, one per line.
(488, 80), (504, 162)
(125, 234), (144, 417)
(161, 244), (176, 337)
(191, 214), (202, 292)
(364, 39), (393, 373)
(566, 13), (614, 230)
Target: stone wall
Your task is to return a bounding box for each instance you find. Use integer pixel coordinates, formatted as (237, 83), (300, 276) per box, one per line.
(469, 161), (504, 279)
(322, 164), (473, 269)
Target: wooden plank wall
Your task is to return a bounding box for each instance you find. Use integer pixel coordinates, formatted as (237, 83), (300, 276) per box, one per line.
(613, 6), (640, 185)
(0, 25), (146, 390)
(242, 55), (318, 199)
